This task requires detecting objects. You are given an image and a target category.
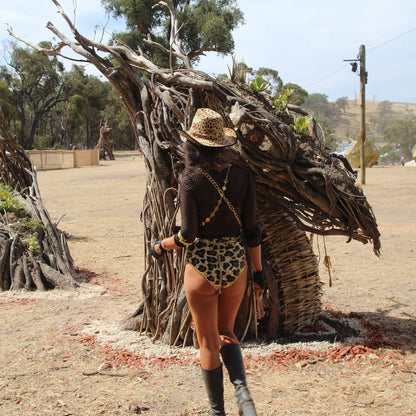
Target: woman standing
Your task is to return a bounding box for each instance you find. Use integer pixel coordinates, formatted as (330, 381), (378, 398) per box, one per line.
(151, 108), (264, 416)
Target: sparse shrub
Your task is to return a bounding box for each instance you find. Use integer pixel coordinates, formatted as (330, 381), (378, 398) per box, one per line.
(0, 183), (24, 213)
(21, 235), (41, 255)
(292, 116), (311, 135)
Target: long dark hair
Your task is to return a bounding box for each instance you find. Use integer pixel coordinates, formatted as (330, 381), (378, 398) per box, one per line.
(185, 141), (226, 170)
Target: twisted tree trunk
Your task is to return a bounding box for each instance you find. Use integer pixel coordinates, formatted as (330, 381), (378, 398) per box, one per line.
(0, 111), (79, 291)
(8, 0), (380, 342)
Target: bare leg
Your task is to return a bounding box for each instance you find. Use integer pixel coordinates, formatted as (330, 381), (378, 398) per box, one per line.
(218, 266), (248, 347)
(218, 266), (258, 415)
(183, 264), (221, 370)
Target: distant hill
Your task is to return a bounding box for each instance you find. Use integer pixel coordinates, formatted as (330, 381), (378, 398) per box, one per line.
(330, 100), (416, 145)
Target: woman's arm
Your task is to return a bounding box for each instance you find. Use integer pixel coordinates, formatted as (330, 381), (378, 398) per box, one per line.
(151, 174), (198, 257)
(242, 170), (264, 290)
(248, 244), (265, 293)
(151, 235), (180, 256)
(248, 244), (262, 272)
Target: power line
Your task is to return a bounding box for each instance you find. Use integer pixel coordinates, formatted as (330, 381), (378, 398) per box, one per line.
(368, 26), (416, 53)
(306, 63), (349, 88)
(306, 25), (416, 89)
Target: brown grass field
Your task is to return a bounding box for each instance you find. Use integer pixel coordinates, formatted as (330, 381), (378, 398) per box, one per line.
(0, 152), (415, 415)
(333, 100), (416, 141)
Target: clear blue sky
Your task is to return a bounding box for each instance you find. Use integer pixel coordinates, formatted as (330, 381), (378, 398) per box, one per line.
(1, 0), (415, 103)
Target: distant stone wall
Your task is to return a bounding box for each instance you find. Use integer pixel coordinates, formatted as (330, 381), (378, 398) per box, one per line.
(74, 150), (100, 167)
(27, 150), (99, 170)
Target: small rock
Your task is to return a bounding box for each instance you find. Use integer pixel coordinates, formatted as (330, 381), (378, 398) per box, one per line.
(128, 402), (150, 414)
(295, 360), (308, 369)
(98, 362), (110, 372)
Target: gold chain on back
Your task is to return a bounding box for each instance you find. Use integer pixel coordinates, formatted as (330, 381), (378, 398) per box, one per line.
(197, 166), (242, 229)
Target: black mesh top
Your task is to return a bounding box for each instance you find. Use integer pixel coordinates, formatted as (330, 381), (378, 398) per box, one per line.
(179, 165), (261, 247)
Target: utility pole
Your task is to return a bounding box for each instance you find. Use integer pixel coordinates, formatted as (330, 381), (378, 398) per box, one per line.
(359, 45), (367, 184)
(344, 45), (368, 185)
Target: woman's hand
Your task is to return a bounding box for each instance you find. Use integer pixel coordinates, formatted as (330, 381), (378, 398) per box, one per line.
(254, 282), (264, 294)
(253, 270), (265, 290)
(150, 241), (164, 258)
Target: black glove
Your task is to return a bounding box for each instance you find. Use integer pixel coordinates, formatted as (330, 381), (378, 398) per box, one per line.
(150, 240), (165, 259)
(253, 270), (265, 290)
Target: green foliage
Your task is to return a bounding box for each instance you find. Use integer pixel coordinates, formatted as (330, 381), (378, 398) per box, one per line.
(303, 93), (335, 119)
(0, 183), (43, 229)
(33, 136), (53, 149)
(103, 0), (244, 65)
(292, 116), (311, 135)
(1, 43), (69, 149)
(63, 66), (113, 149)
(281, 83), (308, 106)
(189, 1), (243, 58)
(378, 143), (399, 164)
(0, 79), (15, 124)
(67, 94), (86, 136)
(383, 117), (416, 160)
(249, 76), (270, 93)
(371, 100), (395, 135)
(302, 93), (337, 148)
(102, 87), (136, 149)
(21, 235), (41, 255)
(23, 216), (44, 233)
(335, 97), (349, 114)
(255, 67), (282, 95)
(313, 115), (336, 151)
(0, 183), (44, 255)
(1, 48), (136, 151)
(270, 87), (292, 113)
(0, 183), (24, 213)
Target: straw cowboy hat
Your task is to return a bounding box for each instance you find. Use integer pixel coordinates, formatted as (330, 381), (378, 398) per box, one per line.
(178, 108), (237, 148)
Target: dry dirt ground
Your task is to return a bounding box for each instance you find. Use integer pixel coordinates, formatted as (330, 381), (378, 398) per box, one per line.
(1, 152), (415, 416)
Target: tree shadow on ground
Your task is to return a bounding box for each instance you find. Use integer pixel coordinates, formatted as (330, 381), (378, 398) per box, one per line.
(273, 307), (416, 354)
(351, 310), (416, 353)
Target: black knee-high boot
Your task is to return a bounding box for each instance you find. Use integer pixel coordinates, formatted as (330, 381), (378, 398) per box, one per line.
(220, 343), (257, 416)
(201, 365), (226, 416)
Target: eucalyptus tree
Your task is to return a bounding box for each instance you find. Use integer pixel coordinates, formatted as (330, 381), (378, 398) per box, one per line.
(2, 42), (69, 149)
(0, 79), (15, 128)
(303, 93), (335, 119)
(335, 96), (349, 114)
(281, 83), (308, 107)
(254, 67), (283, 95)
(302, 93), (336, 148)
(103, 87), (136, 149)
(102, 0), (244, 66)
(384, 118), (416, 161)
(64, 65), (136, 150)
(64, 66), (111, 149)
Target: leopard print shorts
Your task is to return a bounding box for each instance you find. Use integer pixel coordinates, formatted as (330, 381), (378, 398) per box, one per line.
(186, 236), (246, 293)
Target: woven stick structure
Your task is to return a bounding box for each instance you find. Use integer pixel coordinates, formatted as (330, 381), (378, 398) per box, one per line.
(8, 0), (380, 342)
(0, 111), (79, 291)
